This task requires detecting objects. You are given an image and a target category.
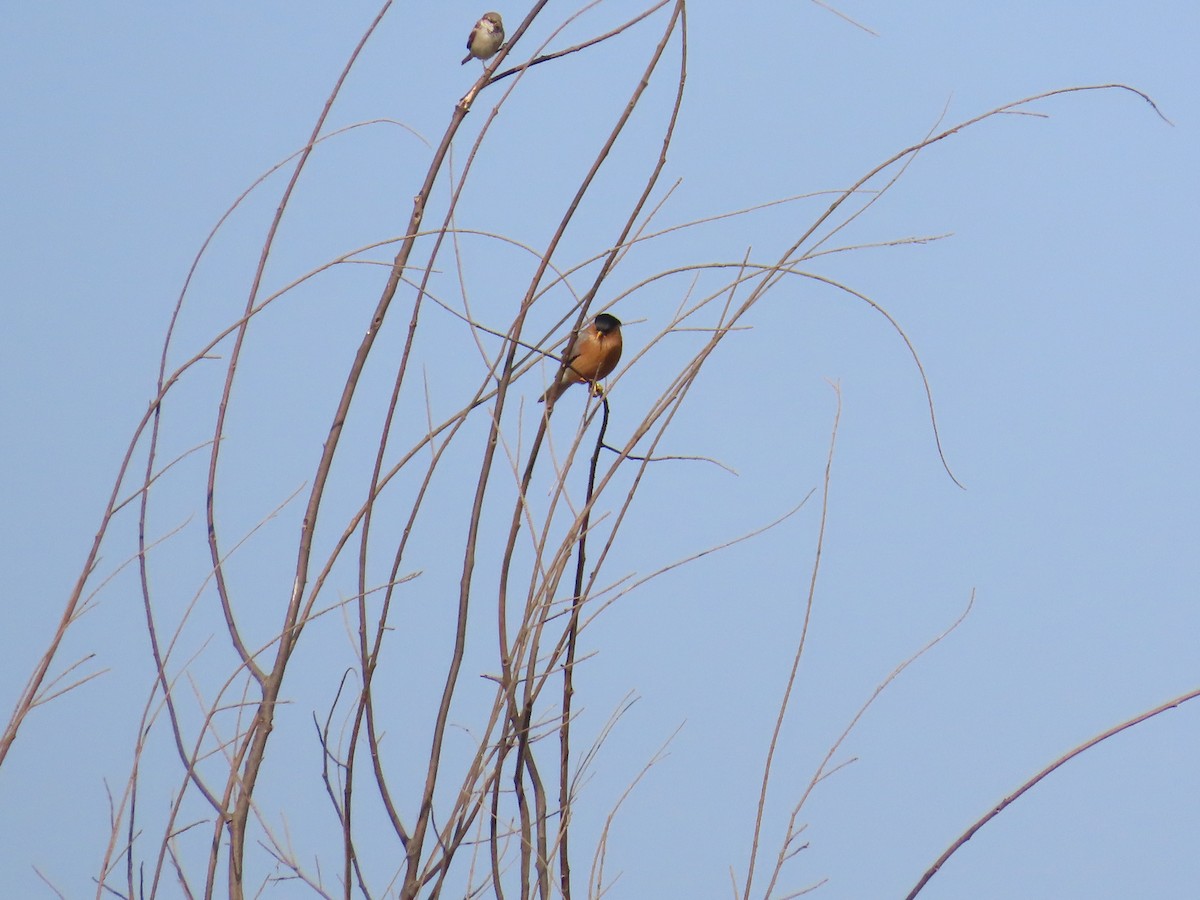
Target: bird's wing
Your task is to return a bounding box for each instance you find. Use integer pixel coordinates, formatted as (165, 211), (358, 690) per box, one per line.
(561, 330), (584, 367)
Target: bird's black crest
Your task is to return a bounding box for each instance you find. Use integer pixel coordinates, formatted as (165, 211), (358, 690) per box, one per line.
(594, 313), (621, 332)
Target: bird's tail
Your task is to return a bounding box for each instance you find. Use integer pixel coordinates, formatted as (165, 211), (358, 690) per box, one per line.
(538, 379), (569, 407)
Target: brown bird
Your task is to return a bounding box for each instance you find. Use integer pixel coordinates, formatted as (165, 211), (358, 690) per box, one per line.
(539, 313), (624, 407)
(461, 12), (505, 65)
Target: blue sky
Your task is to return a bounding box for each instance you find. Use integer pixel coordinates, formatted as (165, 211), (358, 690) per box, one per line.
(2, 3), (1198, 898)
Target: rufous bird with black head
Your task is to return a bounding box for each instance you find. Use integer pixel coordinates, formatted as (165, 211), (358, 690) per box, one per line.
(539, 313), (623, 407)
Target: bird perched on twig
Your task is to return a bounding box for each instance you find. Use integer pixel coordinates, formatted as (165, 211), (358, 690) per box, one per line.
(461, 12), (505, 65)
(539, 313), (624, 407)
